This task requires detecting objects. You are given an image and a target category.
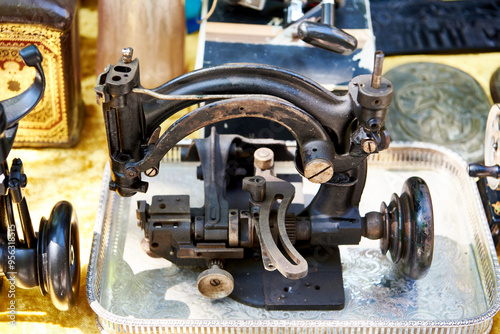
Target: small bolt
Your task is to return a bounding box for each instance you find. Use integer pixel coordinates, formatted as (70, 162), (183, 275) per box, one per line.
(122, 47), (133, 63)
(145, 167), (158, 177)
(362, 140), (378, 153)
(210, 279), (221, 286)
(126, 166), (139, 178)
(109, 181), (117, 191)
(254, 147), (274, 170)
(494, 142), (498, 150)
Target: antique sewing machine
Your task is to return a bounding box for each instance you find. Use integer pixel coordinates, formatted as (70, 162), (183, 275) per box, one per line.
(0, 45), (80, 311)
(95, 47), (434, 310)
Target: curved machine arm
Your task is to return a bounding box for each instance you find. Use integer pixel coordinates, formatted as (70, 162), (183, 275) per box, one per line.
(127, 96), (336, 184)
(96, 48), (393, 197)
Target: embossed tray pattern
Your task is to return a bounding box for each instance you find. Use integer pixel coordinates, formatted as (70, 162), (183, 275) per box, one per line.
(87, 143), (500, 334)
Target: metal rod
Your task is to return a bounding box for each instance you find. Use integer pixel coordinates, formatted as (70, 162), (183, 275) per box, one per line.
(17, 198), (35, 249)
(8, 159), (35, 249)
(0, 193), (20, 247)
(371, 50), (384, 89)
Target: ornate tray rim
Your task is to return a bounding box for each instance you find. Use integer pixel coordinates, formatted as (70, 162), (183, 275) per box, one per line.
(86, 141), (500, 333)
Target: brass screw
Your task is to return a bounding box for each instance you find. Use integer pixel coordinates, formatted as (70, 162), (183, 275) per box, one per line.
(145, 167), (158, 177)
(362, 140), (378, 153)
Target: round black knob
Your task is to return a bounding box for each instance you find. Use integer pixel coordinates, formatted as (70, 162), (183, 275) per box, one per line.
(380, 177), (434, 280)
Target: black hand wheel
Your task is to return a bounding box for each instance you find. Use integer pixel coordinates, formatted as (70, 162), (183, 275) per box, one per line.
(37, 201), (80, 311)
(380, 177), (434, 280)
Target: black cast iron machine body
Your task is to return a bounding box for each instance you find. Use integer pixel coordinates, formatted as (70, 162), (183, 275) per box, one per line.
(96, 48), (434, 310)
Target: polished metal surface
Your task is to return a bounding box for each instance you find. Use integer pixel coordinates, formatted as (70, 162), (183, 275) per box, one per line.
(87, 142), (500, 334)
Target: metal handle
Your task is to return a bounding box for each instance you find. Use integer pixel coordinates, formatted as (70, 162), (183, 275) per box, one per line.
(297, 1), (357, 55)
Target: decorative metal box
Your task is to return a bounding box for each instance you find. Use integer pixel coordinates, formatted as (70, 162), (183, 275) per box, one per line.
(0, 0), (84, 147)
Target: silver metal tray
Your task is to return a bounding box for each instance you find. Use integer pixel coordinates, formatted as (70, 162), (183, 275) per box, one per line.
(87, 142), (500, 334)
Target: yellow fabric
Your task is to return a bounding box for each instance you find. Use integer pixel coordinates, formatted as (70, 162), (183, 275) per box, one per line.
(0, 0), (498, 332)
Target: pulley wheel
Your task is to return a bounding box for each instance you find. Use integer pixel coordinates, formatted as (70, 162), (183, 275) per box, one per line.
(37, 201), (80, 310)
(484, 104), (500, 190)
(381, 177), (434, 280)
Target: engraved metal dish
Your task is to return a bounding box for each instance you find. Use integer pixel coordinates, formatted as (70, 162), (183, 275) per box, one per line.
(383, 63), (491, 162)
(87, 142), (500, 334)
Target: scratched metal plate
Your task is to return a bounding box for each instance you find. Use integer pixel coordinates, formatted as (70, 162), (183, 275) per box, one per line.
(383, 63), (491, 163)
(491, 67), (500, 104)
(87, 142), (500, 334)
